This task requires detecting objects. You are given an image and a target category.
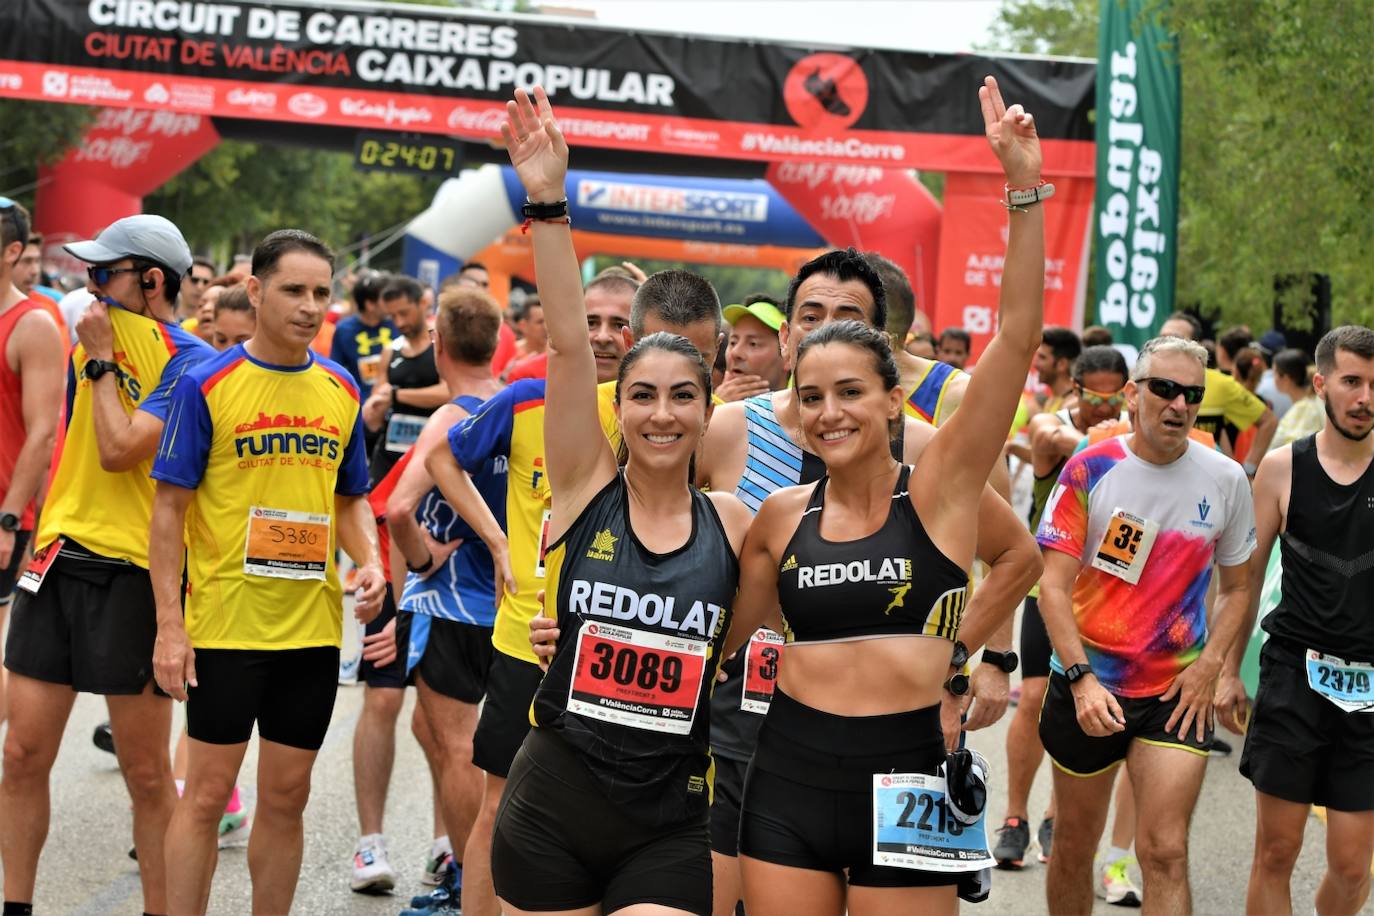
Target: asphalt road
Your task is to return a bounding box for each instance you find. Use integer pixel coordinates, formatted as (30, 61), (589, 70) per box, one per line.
(1, 655), (1355, 915)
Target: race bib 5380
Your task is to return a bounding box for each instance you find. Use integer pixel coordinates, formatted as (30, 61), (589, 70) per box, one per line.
(567, 622), (707, 735)
(243, 506), (330, 580)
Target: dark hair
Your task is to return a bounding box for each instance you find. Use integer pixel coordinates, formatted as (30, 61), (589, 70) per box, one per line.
(1162, 311), (1203, 341)
(864, 252), (914, 343)
(1218, 326), (1254, 361)
(215, 284), (253, 318)
(1072, 344), (1129, 385)
(131, 257), (182, 305)
(191, 256), (217, 275)
(437, 286), (503, 364)
(615, 331), (713, 404)
(381, 275), (423, 305)
(585, 267), (640, 303)
(26, 231), (43, 248)
(1233, 346), (1265, 387)
(1316, 325), (1374, 376)
(1273, 348), (1311, 390)
(786, 248), (887, 331)
(1081, 325), (1114, 348)
(794, 319), (900, 392)
(0, 200), (31, 253)
(351, 269), (390, 312)
(460, 260), (487, 276)
(1041, 326), (1082, 364)
(938, 327), (972, 350)
(512, 293), (541, 323)
(743, 292), (781, 309)
(253, 229), (335, 281)
(630, 269), (722, 339)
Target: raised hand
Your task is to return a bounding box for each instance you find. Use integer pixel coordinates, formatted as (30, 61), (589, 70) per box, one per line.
(501, 86), (568, 202)
(978, 75), (1042, 188)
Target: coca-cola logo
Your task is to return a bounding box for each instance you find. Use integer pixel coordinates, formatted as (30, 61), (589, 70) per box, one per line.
(287, 92), (327, 119)
(340, 97), (432, 127)
(446, 106), (505, 134)
(227, 88), (277, 109)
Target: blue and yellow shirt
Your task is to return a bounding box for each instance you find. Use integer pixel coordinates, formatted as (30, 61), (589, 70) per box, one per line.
(37, 303), (212, 566)
(152, 344), (369, 650)
(904, 358), (964, 427)
(329, 314), (395, 402)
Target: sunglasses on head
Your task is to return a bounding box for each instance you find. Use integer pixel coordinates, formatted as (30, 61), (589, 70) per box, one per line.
(1076, 384), (1126, 408)
(87, 264), (143, 286)
(1141, 377), (1206, 405)
(0, 197), (29, 246)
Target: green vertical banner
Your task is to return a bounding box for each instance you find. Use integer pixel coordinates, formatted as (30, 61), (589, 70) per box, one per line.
(1093, 0), (1180, 354)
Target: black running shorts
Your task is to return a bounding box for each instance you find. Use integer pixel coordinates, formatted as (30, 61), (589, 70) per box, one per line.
(0, 529), (30, 603)
(1038, 672), (1211, 777)
(1020, 595), (1053, 679)
(472, 650), (543, 778)
(396, 611), (493, 704)
(738, 689), (956, 888)
(5, 541), (163, 695)
(492, 727), (710, 915)
(1241, 638), (1374, 812)
(709, 754), (749, 857)
(359, 587), (411, 690)
(186, 646), (340, 751)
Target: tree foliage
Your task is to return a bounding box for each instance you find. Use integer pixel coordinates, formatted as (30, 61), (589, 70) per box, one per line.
(986, 0), (1374, 332)
(0, 100), (94, 205)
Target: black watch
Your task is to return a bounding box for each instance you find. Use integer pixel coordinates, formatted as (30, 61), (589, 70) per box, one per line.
(1064, 662), (1095, 684)
(982, 649), (1019, 673)
(949, 640), (970, 669)
(82, 359), (119, 381)
(406, 552), (435, 575)
(0, 512), (19, 532)
(944, 672), (970, 696)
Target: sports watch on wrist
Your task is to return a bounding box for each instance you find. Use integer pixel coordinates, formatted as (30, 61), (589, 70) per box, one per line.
(944, 672), (970, 696)
(949, 640), (970, 670)
(0, 512), (19, 532)
(1064, 662), (1095, 684)
(982, 649), (1019, 673)
(82, 359), (119, 381)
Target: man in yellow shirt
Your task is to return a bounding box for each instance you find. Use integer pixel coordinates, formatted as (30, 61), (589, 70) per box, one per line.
(149, 230), (386, 914)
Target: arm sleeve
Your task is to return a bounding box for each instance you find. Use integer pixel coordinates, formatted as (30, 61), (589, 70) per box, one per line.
(1220, 373), (1267, 431)
(139, 343), (210, 421)
(448, 385), (517, 469)
(1215, 469), (1259, 567)
(335, 408), (370, 496)
(150, 373), (213, 488)
(1036, 453), (1091, 560)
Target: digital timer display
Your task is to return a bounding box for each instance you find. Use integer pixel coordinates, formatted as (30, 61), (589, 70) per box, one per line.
(353, 133), (463, 175)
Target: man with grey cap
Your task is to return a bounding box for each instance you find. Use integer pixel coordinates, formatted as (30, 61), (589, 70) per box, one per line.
(717, 294), (788, 400)
(0, 214), (213, 916)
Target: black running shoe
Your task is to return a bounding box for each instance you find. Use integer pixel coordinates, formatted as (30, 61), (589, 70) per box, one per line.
(993, 816), (1031, 869)
(92, 722), (115, 755)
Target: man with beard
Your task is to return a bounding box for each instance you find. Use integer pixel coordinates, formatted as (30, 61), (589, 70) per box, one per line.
(1228, 325), (1374, 916)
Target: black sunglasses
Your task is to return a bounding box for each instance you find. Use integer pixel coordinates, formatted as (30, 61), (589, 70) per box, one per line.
(1141, 377), (1206, 405)
(87, 265), (143, 286)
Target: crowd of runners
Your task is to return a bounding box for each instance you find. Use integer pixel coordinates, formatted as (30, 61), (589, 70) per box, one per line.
(0, 76), (1371, 916)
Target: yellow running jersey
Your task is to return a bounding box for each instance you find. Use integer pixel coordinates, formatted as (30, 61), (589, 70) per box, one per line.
(152, 345), (370, 650)
(37, 303), (212, 566)
(904, 358), (965, 427)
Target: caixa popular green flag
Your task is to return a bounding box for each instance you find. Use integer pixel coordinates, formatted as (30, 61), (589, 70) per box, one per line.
(1094, 0), (1180, 354)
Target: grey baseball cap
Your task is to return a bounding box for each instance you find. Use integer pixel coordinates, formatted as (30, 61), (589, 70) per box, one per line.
(64, 215), (193, 277)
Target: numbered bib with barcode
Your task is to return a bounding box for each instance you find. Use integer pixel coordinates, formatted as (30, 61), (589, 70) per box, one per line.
(384, 412), (426, 453)
(358, 354), (384, 385)
(1306, 650), (1374, 713)
(243, 507), (330, 580)
(741, 628), (784, 714)
(872, 773), (993, 873)
(1090, 508), (1159, 585)
(16, 538), (63, 595)
(567, 622), (708, 735)
(535, 508), (552, 579)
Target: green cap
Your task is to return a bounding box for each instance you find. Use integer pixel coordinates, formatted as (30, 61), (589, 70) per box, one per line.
(723, 301), (785, 333)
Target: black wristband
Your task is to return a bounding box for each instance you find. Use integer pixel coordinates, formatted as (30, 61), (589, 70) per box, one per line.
(522, 198), (569, 220)
(406, 552), (435, 575)
(982, 649), (1019, 674)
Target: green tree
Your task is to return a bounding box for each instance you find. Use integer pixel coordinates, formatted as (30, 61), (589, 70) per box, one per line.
(0, 100), (94, 208)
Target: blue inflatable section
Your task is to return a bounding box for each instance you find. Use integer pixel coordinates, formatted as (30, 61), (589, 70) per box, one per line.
(499, 167), (824, 248)
(402, 234), (464, 289)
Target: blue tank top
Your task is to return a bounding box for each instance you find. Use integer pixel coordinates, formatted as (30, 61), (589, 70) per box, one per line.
(399, 395), (508, 626)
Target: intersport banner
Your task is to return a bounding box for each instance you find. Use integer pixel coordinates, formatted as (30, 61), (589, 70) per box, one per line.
(0, 0), (1096, 174)
(1092, 0), (1180, 353)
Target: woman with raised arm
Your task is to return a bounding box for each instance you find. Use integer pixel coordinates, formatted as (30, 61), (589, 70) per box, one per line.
(489, 86), (751, 916)
(724, 76), (1046, 916)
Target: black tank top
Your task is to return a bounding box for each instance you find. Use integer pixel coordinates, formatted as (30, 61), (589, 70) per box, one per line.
(369, 343), (441, 483)
(1266, 434), (1374, 659)
(534, 474), (738, 826)
(777, 465), (968, 644)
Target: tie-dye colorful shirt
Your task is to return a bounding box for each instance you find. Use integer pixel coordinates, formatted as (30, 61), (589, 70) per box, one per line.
(1036, 436), (1256, 697)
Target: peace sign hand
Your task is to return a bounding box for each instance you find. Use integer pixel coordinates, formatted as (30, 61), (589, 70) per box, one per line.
(501, 85), (569, 203)
(978, 75), (1042, 188)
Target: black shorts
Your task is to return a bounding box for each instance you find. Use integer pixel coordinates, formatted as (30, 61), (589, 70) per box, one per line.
(360, 587), (411, 689)
(492, 727), (710, 915)
(396, 611), (493, 704)
(472, 650), (543, 778)
(709, 754), (749, 857)
(187, 646), (340, 751)
(738, 689), (956, 888)
(1241, 639), (1374, 812)
(1038, 672), (1211, 777)
(0, 529), (31, 603)
(4, 541), (163, 696)
(1020, 595), (1052, 679)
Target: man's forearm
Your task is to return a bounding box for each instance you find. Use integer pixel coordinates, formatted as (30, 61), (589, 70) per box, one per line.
(338, 495), (382, 569)
(1038, 584), (1089, 668)
(395, 383), (450, 409)
(958, 545), (1038, 652)
(149, 494), (189, 629)
(1201, 585), (1252, 670)
(89, 377), (137, 467)
(0, 430), (57, 518)
(388, 513), (430, 570)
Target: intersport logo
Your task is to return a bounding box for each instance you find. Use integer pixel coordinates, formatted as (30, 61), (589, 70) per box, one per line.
(341, 97), (432, 127)
(287, 92), (327, 119)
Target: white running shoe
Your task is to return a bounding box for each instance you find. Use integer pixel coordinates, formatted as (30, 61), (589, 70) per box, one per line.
(1096, 854), (1142, 907)
(350, 833), (398, 894)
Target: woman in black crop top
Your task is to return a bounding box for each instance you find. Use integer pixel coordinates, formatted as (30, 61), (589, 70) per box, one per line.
(726, 77), (1047, 914)
(489, 87), (752, 916)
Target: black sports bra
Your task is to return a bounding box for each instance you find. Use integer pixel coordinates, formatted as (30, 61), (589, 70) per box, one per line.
(776, 465), (968, 644)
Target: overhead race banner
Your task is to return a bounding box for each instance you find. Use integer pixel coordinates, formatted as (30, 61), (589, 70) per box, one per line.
(0, 0), (1095, 173)
(1092, 0), (1180, 352)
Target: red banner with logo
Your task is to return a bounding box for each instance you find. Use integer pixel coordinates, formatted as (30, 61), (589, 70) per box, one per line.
(932, 173), (1095, 364)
